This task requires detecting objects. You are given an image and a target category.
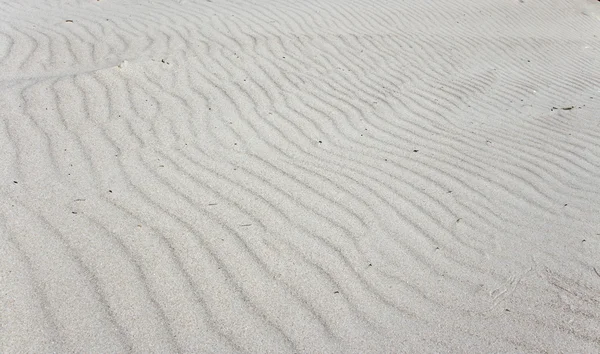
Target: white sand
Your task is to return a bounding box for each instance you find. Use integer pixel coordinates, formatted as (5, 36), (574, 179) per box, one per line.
(1, 0), (599, 352)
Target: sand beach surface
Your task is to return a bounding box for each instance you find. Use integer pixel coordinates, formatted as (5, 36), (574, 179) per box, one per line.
(1, 0), (600, 352)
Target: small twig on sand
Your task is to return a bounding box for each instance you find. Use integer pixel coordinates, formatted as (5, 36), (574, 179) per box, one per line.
(593, 267), (600, 278)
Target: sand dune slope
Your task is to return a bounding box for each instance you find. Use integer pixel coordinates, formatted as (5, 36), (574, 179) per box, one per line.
(1, 0), (600, 352)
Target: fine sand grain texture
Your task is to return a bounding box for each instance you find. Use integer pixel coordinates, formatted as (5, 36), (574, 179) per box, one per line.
(1, 0), (600, 352)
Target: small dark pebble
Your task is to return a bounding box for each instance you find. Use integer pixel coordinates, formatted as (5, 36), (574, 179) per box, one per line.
(333, 291), (339, 294)
(413, 149), (419, 152)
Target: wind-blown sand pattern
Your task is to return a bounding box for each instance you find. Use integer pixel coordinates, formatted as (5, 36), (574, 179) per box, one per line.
(1, 0), (600, 352)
